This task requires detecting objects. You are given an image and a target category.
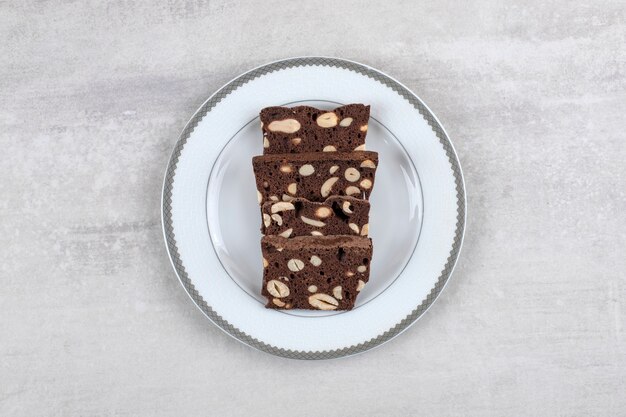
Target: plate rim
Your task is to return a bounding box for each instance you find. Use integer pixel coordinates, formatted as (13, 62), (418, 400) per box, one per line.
(161, 56), (467, 360)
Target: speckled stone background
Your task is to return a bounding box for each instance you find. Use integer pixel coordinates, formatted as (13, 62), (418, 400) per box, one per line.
(2, 1), (625, 415)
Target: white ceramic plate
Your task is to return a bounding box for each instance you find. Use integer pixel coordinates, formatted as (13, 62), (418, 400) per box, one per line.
(162, 57), (466, 359)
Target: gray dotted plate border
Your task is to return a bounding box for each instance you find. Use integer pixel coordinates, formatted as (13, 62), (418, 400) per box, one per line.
(161, 57), (466, 360)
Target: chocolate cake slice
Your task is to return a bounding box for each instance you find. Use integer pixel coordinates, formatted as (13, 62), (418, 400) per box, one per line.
(261, 196), (370, 238)
(260, 104), (370, 154)
(253, 151), (378, 204)
(261, 235), (372, 310)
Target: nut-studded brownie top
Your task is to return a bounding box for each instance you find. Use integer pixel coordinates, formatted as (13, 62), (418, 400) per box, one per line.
(261, 196), (370, 238)
(261, 236), (372, 310)
(253, 151), (378, 204)
(260, 104), (370, 154)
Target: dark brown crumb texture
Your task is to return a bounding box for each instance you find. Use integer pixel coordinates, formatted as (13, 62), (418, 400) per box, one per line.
(261, 196), (370, 238)
(261, 236), (372, 310)
(252, 151), (378, 204)
(260, 104), (370, 154)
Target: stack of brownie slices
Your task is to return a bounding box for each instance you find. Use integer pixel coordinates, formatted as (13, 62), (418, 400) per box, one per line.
(252, 104), (378, 311)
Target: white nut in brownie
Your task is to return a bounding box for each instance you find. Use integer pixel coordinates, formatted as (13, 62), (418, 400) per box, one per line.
(333, 286), (343, 300)
(271, 202), (295, 213)
(263, 213), (271, 227)
(339, 117), (353, 127)
(321, 177), (339, 197)
(360, 159), (376, 169)
(272, 298), (285, 307)
(360, 179), (372, 189)
(308, 285), (318, 293)
(360, 223), (369, 236)
(342, 201), (353, 214)
(349, 223), (360, 234)
(267, 279), (290, 298)
(344, 167), (360, 182)
(280, 164), (292, 173)
(359, 124), (368, 132)
(354, 144), (366, 151)
(262, 258), (268, 268)
(346, 271), (355, 277)
(357, 280), (365, 291)
(299, 164), (315, 176)
(282, 194), (294, 202)
(345, 186), (361, 196)
(310, 255), (322, 266)
(287, 258), (305, 272)
(301, 216), (326, 227)
(329, 165), (339, 174)
(278, 228), (293, 238)
(316, 112), (338, 128)
(263, 137), (269, 149)
(268, 119), (301, 133)
(291, 137), (301, 145)
(311, 231), (324, 236)
(323, 145), (337, 152)
(308, 293), (339, 310)
(269, 195), (279, 202)
(271, 213), (283, 226)
(287, 183), (297, 195)
(357, 265), (367, 273)
(257, 190), (262, 204)
(315, 207), (331, 218)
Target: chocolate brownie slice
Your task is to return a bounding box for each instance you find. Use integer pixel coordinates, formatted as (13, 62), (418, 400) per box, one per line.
(260, 104), (370, 154)
(261, 235), (372, 310)
(261, 196), (370, 238)
(253, 151), (378, 204)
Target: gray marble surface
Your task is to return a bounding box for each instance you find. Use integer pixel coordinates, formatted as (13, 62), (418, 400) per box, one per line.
(2, 1), (625, 415)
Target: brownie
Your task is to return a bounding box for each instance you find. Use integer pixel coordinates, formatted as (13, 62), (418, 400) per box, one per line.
(253, 151), (378, 204)
(261, 235), (372, 310)
(260, 104), (370, 154)
(261, 196), (370, 238)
